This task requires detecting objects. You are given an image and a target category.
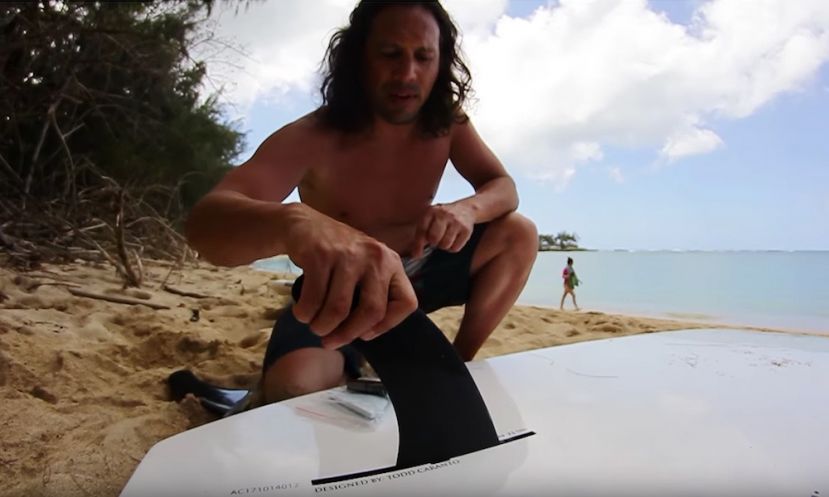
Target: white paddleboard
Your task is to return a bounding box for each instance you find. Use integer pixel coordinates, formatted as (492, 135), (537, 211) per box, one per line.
(121, 329), (829, 497)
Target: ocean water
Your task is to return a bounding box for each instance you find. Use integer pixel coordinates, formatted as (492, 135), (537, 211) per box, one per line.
(525, 251), (829, 334)
(254, 250), (829, 334)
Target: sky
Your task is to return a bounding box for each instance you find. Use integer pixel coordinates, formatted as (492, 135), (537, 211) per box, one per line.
(198, 0), (829, 251)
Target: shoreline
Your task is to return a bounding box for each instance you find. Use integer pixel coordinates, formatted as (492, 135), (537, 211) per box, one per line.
(1, 259), (826, 497)
(253, 255), (829, 337)
(517, 302), (827, 339)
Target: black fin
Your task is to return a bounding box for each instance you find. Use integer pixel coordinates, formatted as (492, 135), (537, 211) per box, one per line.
(291, 275), (499, 467)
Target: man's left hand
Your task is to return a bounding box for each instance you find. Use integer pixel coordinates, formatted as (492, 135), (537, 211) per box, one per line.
(411, 203), (475, 259)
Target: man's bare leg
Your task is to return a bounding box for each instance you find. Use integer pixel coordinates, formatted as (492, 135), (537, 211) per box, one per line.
(560, 289), (568, 310)
(262, 348), (346, 404)
(453, 212), (538, 362)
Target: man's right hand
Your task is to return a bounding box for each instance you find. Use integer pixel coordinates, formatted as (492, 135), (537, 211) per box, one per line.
(284, 204), (418, 350)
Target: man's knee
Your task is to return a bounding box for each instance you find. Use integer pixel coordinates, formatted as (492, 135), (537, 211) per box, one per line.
(262, 348), (345, 404)
(494, 212), (538, 257)
(472, 212), (538, 273)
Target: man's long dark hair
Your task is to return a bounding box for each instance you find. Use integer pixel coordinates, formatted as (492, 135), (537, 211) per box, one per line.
(319, 0), (473, 137)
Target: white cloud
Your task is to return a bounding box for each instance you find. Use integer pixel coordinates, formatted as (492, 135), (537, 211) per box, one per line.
(442, 0), (509, 37)
(659, 126), (724, 163)
(608, 166), (624, 183)
(202, 0), (829, 185)
(572, 141), (603, 162)
(195, 0), (354, 115)
(463, 0), (829, 186)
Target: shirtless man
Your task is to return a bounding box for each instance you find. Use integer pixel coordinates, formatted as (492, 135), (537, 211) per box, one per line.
(185, 0), (538, 405)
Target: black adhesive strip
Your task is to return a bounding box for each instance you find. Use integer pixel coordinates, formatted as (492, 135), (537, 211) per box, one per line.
(311, 432), (537, 485)
(499, 431), (536, 444)
(312, 465), (399, 486)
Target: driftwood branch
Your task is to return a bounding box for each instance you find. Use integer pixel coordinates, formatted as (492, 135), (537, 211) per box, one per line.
(67, 287), (169, 310)
(162, 285), (212, 299)
(37, 280), (83, 289)
(24, 272), (85, 288)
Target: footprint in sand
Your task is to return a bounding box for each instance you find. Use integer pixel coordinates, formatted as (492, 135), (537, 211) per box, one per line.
(130, 323), (161, 337)
(126, 289), (152, 300)
(597, 323), (622, 333)
(30, 385), (58, 404)
(78, 319), (112, 340)
(176, 335), (221, 355)
(215, 306), (249, 319)
(201, 297), (240, 310)
(17, 295), (47, 308)
(111, 397), (147, 408)
(15, 326), (35, 336)
(239, 331), (266, 349)
(118, 332), (223, 368)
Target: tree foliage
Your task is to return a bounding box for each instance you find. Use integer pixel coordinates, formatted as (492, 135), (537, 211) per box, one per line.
(539, 231), (581, 251)
(0, 1), (243, 272)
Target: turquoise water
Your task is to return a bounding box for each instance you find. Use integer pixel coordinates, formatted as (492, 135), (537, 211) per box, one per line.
(525, 251), (829, 334)
(254, 251), (829, 334)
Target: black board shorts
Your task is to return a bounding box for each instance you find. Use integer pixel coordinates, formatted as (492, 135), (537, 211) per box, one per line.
(262, 223), (489, 377)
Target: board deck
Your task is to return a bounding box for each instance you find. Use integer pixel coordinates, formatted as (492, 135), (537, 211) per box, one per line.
(120, 329), (829, 497)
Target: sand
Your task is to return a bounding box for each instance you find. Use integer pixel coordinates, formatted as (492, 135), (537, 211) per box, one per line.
(0, 259), (760, 497)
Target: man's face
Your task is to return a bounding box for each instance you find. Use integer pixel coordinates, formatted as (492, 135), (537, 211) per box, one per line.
(364, 5), (440, 125)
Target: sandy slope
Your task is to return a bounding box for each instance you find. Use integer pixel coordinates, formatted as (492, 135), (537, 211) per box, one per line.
(0, 260), (744, 497)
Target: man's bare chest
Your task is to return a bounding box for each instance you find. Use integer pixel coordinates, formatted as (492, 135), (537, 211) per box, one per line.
(299, 140), (451, 227)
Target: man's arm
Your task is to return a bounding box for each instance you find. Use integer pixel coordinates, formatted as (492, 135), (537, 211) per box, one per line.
(185, 117), (315, 266)
(448, 118), (518, 220)
(185, 114), (417, 349)
(411, 119), (518, 257)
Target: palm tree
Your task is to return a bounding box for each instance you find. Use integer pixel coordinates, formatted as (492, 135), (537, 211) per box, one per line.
(553, 231), (579, 250)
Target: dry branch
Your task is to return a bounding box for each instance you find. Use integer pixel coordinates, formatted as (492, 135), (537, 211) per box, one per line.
(115, 190), (142, 287)
(37, 281), (83, 289)
(162, 285), (212, 299)
(1, 1), (234, 278)
(67, 287), (170, 310)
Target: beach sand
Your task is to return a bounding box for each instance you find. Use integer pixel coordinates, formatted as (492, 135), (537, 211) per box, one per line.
(0, 259), (761, 496)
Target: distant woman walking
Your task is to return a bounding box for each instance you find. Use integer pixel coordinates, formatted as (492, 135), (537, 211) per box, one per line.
(560, 257), (580, 311)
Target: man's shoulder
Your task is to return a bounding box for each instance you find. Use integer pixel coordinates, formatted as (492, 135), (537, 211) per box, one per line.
(446, 113), (479, 143)
(267, 110), (338, 148)
(284, 109), (327, 136)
